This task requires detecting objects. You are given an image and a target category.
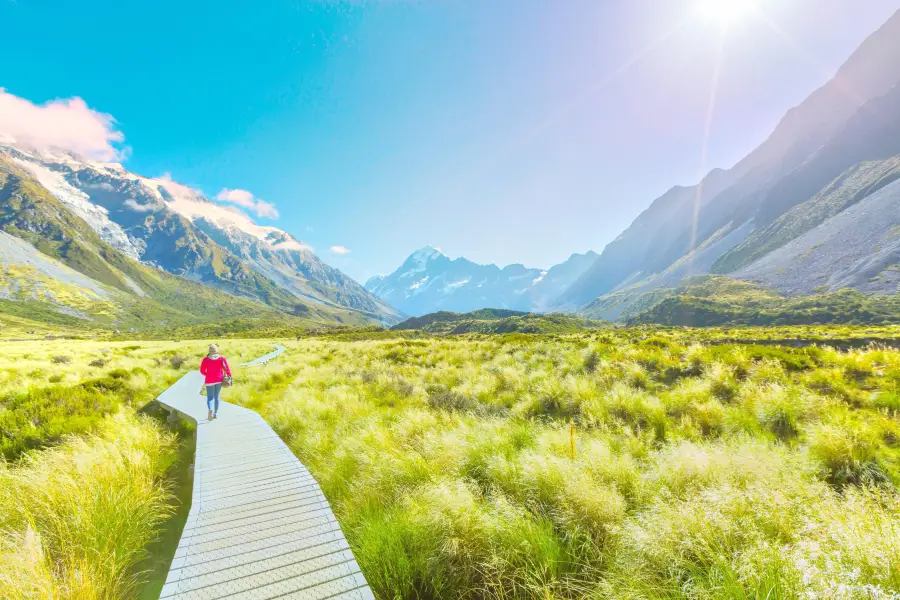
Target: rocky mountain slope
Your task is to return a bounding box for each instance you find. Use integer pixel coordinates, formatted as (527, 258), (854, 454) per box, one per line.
(365, 247), (597, 316)
(0, 154), (383, 331)
(571, 10), (900, 321)
(733, 177), (900, 295)
(1, 144), (402, 324)
(561, 10), (900, 314)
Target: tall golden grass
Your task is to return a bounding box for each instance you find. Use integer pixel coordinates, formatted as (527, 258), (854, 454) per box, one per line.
(233, 334), (900, 599)
(0, 339), (273, 599)
(0, 414), (176, 599)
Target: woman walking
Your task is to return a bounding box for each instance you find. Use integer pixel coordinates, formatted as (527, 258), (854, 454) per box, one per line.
(200, 344), (231, 421)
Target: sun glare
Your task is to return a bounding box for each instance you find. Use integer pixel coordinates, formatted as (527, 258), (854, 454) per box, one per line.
(698, 0), (756, 26)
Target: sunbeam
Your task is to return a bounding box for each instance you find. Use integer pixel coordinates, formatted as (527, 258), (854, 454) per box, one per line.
(688, 31), (726, 273)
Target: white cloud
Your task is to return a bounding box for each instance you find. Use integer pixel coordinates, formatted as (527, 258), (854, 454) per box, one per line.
(215, 187), (280, 219)
(253, 199), (279, 219)
(215, 188), (255, 208)
(124, 199), (159, 213)
(146, 175), (309, 250)
(330, 245), (351, 255)
(0, 88), (125, 161)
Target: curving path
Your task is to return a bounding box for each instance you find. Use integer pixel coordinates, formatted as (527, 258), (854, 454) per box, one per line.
(155, 346), (373, 600)
(238, 344), (286, 367)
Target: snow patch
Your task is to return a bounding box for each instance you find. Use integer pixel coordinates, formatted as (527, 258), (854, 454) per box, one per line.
(139, 175), (312, 253)
(409, 276), (429, 290)
(11, 157), (144, 260)
(410, 246), (446, 261)
(531, 271), (548, 285)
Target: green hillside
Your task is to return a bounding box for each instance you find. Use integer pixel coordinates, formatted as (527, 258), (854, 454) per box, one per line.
(0, 157), (367, 331)
(630, 276), (900, 326)
(393, 309), (606, 334)
(392, 308), (528, 330)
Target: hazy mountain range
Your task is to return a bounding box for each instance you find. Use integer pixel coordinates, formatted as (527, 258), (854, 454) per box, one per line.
(368, 10), (900, 322)
(364, 247), (598, 316)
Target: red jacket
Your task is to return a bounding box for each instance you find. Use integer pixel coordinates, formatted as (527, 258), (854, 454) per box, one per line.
(200, 355), (231, 384)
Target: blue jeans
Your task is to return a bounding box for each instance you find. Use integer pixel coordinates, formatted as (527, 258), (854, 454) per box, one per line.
(206, 383), (222, 414)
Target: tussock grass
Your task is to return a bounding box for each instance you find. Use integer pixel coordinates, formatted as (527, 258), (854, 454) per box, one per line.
(0, 338), (275, 599)
(230, 332), (900, 599)
(3, 331), (898, 598)
(0, 339), (274, 459)
(0, 414), (177, 599)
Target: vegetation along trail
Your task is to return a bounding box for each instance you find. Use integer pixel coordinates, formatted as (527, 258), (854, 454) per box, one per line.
(214, 330), (899, 599)
(0, 341), (301, 599)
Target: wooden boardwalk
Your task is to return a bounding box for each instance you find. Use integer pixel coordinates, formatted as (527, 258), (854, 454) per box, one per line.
(155, 347), (373, 600)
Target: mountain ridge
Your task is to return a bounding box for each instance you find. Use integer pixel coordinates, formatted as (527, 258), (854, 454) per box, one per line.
(559, 9), (900, 310)
(0, 155), (363, 330)
(365, 246), (598, 316)
(1, 144), (402, 325)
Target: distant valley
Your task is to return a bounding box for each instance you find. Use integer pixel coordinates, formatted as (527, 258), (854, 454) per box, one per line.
(369, 10), (900, 324)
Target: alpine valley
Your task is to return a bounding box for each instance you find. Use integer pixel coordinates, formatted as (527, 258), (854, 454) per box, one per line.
(370, 10), (900, 325)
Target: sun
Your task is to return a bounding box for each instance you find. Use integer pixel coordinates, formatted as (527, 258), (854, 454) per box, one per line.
(697, 0), (756, 26)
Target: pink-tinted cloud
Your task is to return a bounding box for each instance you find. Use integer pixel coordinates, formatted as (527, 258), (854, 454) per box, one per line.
(330, 245), (351, 254)
(215, 188), (280, 219)
(215, 188), (255, 208)
(253, 199), (279, 219)
(0, 89), (125, 161)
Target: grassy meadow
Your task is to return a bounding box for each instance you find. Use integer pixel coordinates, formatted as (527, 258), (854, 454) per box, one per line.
(1, 329), (899, 599)
(0, 339), (273, 599)
(232, 332), (900, 600)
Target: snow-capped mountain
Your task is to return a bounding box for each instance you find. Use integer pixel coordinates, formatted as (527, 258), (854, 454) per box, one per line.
(365, 246), (598, 316)
(1, 144), (402, 323)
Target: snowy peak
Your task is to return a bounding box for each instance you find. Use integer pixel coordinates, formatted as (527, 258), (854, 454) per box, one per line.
(138, 174), (312, 253)
(409, 245), (446, 262)
(0, 143), (402, 324)
(365, 248), (598, 316)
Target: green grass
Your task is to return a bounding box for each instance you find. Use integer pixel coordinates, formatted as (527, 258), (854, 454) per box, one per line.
(0, 413), (178, 600)
(225, 331), (900, 599)
(135, 406), (197, 600)
(2, 330), (899, 599)
(0, 339), (279, 599)
(629, 276), (900, 327)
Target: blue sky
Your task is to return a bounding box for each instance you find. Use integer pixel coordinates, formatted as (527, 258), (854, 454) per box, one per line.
(2, 0), (898, 282)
